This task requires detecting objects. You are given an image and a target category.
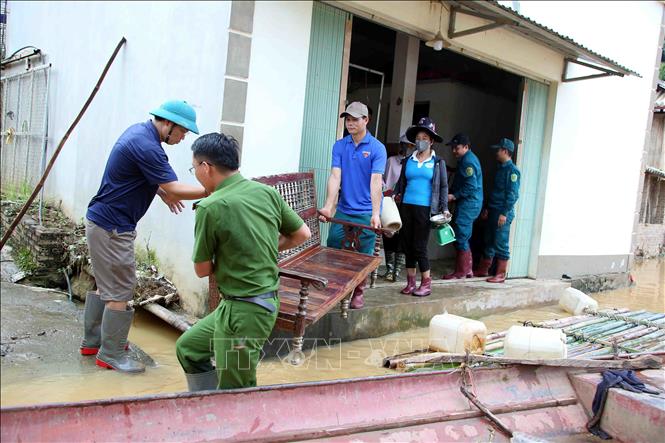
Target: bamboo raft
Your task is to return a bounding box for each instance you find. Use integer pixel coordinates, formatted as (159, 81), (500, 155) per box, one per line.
(384, 308), (665, 371)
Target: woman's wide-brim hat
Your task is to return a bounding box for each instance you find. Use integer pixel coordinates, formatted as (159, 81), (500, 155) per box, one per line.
(406, 117), (443, 143)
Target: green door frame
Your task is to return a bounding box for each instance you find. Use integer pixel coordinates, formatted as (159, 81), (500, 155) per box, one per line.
(298, 2), (349, 244)
(508, 78), (551, 278)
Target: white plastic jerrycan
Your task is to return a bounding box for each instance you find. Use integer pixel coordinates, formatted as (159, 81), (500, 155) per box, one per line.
(503, 325), (567, 360)
(559, 287), (599, 315)
(428, 312), (487, 354)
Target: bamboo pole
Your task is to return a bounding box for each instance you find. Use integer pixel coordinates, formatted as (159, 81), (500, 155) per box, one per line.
(570, 345), (607, 358)
(395, 353), (661, 370)
(485, 332), (507, 341)
(0, 37), (127, 250)
(584, 308), (665, 329)
(622, 330), (665, 350)
(590, 351), (665, 360)
(533, 308), (630, 329)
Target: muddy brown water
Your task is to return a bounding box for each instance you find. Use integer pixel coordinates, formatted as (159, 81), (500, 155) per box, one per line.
(2, 259), (663, 407)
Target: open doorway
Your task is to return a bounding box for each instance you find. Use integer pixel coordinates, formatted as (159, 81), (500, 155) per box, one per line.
(344, 16), (524, 276)
(414, 40), (523, 267)
(345, 18), (396, 141)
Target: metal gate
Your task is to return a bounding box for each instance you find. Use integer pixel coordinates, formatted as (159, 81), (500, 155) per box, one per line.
(1, 64), (50, 191)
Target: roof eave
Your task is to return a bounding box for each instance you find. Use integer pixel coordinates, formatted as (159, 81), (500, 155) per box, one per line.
(444, 1), (641, 78)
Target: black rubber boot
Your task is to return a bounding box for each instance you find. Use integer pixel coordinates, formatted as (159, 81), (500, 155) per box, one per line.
(185, 370), (218, 391)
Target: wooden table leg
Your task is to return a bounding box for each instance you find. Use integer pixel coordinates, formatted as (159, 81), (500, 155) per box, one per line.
(370, 233), (381, 288)
(289, 280), (309, 365)
(340, 295), (351, 319)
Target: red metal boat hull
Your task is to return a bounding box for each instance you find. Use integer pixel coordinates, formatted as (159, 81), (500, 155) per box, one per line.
(1, 365), (597, 442)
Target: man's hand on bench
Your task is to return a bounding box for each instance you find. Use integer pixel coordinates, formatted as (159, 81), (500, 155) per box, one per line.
(318, 206), (333, 223)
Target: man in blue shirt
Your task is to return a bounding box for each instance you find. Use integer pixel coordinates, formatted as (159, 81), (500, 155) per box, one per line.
(443, 133), (483, 280)
(474, 138), (520, 283)
(319, 101), (387, 309)
(82, 100), (209, 373)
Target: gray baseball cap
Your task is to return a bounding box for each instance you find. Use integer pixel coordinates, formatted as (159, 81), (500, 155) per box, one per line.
(340, 101), (369, 118)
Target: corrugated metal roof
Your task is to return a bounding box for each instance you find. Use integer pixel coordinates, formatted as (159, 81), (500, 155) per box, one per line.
(445, 1), (641, 78)
(646, 166), (665, 178)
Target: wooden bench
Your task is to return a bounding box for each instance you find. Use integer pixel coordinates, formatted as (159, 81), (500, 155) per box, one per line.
(207, 172), (383, 364)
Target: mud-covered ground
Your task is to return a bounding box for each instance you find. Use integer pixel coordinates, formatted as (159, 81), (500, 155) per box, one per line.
(0, 281), (155, 377)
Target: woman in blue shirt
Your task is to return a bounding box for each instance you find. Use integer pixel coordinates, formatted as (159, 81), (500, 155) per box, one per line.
(394, 118), (450, 297)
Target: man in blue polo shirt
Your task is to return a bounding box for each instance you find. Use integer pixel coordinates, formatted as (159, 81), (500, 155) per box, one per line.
(82, 100), (209, 374)
(319, 101), (387, 309)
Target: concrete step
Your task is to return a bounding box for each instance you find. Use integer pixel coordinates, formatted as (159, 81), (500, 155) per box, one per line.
(264, 278), (569, 355)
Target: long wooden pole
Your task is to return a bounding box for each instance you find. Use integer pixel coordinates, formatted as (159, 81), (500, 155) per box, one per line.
(0, 37), (127, 250)
(392, 352), (662, 370)
(460, 385), (513, 438)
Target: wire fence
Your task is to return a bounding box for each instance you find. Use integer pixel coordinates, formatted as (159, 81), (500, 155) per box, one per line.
(0, 0), (6, 60)
(1, 65), (50, 193)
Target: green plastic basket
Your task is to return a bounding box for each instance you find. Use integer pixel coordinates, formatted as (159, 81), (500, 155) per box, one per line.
(435, 224), (456, 246)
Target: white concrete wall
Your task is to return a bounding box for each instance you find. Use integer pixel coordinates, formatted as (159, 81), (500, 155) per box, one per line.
(6, 1), (232, 315)
(519, 2), (663, 261)
(240, 1), (313, 179)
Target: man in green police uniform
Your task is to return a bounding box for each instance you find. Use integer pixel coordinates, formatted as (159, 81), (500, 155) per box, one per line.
(175, 133), (311, 391)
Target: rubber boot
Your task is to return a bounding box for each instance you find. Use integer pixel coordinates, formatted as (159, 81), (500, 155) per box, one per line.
(393, 253), (406, 281)
(96, 308), (145, 373)
(464, 250), (474, 278)
(443, 250), (465, 279)
(473, 257), (493, 277)
(350, 279), (366, 309)
(412, 276), (432, 297)
(383, 251), (395, 281)
(185, 370), (218, 392)
(487, 259), (508, 283)
(80, 291), (105, 355)
(400, 274), (417, 294)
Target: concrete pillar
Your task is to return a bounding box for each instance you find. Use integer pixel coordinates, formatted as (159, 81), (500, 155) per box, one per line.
(386, 33), (420, 143)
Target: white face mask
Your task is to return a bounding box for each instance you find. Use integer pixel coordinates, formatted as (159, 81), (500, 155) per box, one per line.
(415, 140), (429, 153)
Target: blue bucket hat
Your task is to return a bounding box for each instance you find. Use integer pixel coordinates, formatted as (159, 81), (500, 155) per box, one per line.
(149, 100), (199, 134)
(490, 137), (515, 153)
(406, 117), (443, 143)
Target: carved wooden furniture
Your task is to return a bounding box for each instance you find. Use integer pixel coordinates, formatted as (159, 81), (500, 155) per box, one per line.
(207, 172), (383, 364)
